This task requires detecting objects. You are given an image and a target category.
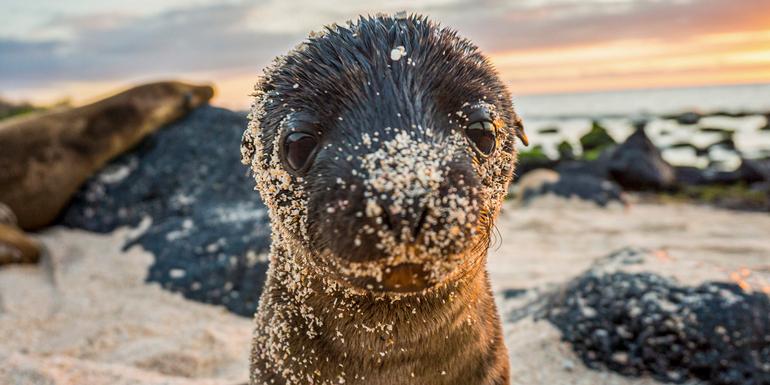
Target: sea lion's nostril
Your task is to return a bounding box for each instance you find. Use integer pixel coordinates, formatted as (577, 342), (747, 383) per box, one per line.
(379, 210), (393, 231)
(412, 207), (428, 240)
(377, 201), (429, 242)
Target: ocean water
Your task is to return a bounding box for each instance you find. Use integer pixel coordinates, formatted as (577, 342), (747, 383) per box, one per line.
(512, 83), (770, 169)
(514, 83), (770, 119)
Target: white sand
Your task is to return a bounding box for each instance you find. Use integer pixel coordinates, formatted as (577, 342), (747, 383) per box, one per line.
(1, 199), (768, 385)
(489, 197), (770, 292)
(0, 226), (251, 385)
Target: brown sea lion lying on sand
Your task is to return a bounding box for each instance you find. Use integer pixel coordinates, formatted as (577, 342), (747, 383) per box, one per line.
(0, 203), (40, 265)
(0, 81), (214, 230)
(241, 14), (527, 385)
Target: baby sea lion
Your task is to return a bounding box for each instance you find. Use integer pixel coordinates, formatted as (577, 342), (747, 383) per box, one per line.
(241, 14), (527, 385)
(0, 81), (214, 230)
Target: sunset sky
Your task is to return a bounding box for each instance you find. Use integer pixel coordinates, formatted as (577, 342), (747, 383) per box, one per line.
(2, 0), (770, 108)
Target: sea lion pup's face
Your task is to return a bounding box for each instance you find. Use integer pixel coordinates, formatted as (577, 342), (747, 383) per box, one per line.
(242, 15), (526, 294)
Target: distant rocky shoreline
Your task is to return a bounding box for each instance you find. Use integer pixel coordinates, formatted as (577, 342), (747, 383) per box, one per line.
(513, 111), (770, 212)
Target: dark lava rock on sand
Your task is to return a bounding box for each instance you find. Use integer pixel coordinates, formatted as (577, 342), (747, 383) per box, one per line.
(608, 124), (676, 191)
(547, 271), (770, 385)
(538, 126), (559, 135)
(666, 111), (702, 125)
(556, 147), (615, 181)
(675, 158), (770, 187)
(580, 121), (617, 156)
(60, 106), (270, 317)
(739, 158), (770, 184)
(515, 145), (558, 178)
(557, 140), (576, 161)
(515, 169), (625, 207)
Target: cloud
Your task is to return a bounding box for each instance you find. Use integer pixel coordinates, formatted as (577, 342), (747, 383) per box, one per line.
(429, 0), (770, 52)
(1, 2), (302, 89)
(1, 0), (768, 99)
(0, 39), (67, 88)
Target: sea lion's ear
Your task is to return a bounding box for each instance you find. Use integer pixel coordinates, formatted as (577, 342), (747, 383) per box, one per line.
(514, 115), (528, 146)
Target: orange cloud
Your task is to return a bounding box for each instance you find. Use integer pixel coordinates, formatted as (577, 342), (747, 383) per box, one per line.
(489, 29), (770, 95)
(6, 1), (770, 109)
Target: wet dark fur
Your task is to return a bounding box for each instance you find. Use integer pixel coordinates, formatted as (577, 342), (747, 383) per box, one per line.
(245, 14), (523, 385)
(254, 15), (521, 263)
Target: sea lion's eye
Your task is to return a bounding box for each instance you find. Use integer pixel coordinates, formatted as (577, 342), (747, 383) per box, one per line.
(283, 132), (319, 173)
(465, 121), (496, 156)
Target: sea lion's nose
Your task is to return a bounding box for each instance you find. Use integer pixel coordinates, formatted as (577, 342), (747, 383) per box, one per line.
(378, 198), (430, 242)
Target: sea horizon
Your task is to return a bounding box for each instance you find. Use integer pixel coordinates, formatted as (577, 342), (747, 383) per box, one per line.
(514, 82), (770, 120)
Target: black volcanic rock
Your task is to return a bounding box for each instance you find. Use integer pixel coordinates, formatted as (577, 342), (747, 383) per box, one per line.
(556, 147), (615, 181)
(667, 111), (702, 125)
(517, 170), (625, 207)
(60, 106), (270, 317)
(674, 166), (709, 186)
(738, 158), (770, 184)
(674, 167), (742, 186)
(557, 140), (576, 161)
(675, 158), (770, 187)
(514, 145), (558, 178)
(538, 126), (559, 135)
(579, 121), (616, 156)
(547, 271), (770, 385)
(608, 125), (675, 191)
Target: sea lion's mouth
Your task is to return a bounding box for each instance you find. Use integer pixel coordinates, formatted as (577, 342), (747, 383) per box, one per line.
(379, 263), (431, 293)
(317, 237), (488, 295)
(331, 261), (436, 294)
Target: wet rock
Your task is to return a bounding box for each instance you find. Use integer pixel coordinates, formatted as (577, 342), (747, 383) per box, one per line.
(538, 126), (559, 135)
(515, 145), (557, 178)
(556, 147), (615, 181)
(708, 111), (753, 118)
(674, 167), (741, 186)
(547, 271), (770, 385)
(737, 158), (770, 184)
(513, 168), (624, 207)
(667, 111), (702, 125)
(668, 142), (708, 157)
(61, 106), (270, 317)
(674, 166), (709, 185)
(502, 288), (527, 299)
(557, 140), (576, 161)
(608, 124), (675, 191)
(579, 121), (616, 158)
(706, 136), (737, 153)
(699, 127), (735, 135)
(676, 159), (770, 187)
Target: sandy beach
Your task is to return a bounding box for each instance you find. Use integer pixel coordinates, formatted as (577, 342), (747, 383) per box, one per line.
(2, 198), (768, 385)
(0, 225), (251, 385)
(492, 198), (770, 385)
